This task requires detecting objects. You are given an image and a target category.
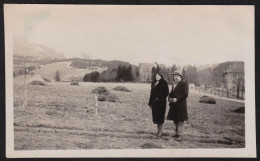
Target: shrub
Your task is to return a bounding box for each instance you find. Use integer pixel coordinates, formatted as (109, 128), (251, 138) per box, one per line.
(199, 96), (216, 104)
(84, 71), (100, 82)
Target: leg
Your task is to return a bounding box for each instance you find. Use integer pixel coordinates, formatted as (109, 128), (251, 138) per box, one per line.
(173, 121), (178, 137)
(156, 124), (159, 135)
(158, 123), (163, 137)
(175, 121), (184, 141)
(178, 121), (184, 136)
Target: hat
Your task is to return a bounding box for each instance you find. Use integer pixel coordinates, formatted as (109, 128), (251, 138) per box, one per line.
(172, 72), (183, 78)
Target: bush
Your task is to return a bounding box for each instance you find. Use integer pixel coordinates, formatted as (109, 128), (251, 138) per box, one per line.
(84, 71), (100, 82)
(199, 96), (216, 104)
(29, 80), (46, 86)
(112, 86), (131, 92)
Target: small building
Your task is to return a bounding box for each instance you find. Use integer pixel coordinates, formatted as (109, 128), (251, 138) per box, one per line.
(189, 83), (195, 89)
(223, 62), (244, 98)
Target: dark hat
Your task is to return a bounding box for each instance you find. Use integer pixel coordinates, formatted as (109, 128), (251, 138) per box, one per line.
(172, 72), (183, 78)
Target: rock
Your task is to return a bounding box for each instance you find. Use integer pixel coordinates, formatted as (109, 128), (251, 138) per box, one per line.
(29, 80), (46, 86)
(199, 96), (216, 104)
(92, 87), (110, 95)
(112, 86), (131, 92)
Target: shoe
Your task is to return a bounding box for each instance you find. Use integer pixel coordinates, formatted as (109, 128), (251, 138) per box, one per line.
(175, 136), (182, 141)
(172, 134), (179, 137)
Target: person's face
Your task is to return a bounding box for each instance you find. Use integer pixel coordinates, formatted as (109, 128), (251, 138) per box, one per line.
(156, 74), (161, 81)
(173, 75), (181, 82)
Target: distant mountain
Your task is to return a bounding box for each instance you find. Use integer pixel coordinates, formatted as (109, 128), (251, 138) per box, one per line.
(12, 36), (139, 78)
(13, 36), (66, 66)
(197, 61), (243, 72)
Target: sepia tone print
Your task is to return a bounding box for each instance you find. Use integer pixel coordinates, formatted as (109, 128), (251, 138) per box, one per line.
(5, 4), (255, 158)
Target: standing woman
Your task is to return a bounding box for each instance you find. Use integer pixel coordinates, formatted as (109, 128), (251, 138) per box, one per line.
(148, 73), (169, 137)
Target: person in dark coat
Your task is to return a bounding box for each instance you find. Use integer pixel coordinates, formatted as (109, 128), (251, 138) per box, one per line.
(148, 73), (169, 137)
(167, 71), (189, 141)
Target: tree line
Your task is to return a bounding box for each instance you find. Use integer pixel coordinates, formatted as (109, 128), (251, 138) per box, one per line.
(31, 61), (245, 99)
(83, 64), (139, 82)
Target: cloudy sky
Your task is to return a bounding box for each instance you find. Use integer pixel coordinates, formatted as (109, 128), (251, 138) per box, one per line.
(5, 5), (254, 66)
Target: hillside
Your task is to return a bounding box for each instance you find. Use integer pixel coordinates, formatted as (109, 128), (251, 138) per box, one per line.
(13, 36), (66, 60)
(197, 61), (244, 72)
(13, 36), (66, 67)
(31, 62), (107, 81)
(12, 36), (138, 78)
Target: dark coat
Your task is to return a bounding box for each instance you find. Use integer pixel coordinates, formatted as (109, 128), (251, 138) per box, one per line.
(167, 81), (189, 122)
(148, 79), (169, 124)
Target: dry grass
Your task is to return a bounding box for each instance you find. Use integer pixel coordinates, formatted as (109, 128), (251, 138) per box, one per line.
(13, 79), (245, 150)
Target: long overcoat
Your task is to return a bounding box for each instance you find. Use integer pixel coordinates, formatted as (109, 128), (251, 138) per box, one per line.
(148, 80), (169, 124)
(167, 81), (189, 122)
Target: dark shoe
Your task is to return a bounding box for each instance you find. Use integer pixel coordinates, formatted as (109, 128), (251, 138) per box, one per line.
(172, 134), (179, 137)
(175, 136), (182, 141)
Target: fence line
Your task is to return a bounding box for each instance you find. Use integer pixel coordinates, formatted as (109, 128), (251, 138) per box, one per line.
(194, 87), (245, 100)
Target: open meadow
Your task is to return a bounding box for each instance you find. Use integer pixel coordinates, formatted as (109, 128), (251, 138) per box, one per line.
(13, 77), (245, 150)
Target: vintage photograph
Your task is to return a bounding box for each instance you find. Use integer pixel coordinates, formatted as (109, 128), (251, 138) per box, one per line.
(5, 4), (255, 157)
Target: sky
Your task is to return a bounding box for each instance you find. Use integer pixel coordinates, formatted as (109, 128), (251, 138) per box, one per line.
(5, 5), (254, 66)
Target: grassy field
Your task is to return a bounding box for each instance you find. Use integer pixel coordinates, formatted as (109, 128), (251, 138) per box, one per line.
(13, 79), (245, 150)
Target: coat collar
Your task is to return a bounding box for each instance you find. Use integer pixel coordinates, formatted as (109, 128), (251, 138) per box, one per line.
(173, 81), (183, 92)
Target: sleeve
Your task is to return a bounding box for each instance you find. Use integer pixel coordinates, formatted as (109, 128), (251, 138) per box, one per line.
(176, 82), (189, 102)
(168, 87), (174, 101)
(148, 87), (153, 106)
(159, 82), (169, 99)
(163, 82), (169, 98)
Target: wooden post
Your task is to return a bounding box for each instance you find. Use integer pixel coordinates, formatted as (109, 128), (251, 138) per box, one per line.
(24, 72), (27, 108)
(94, 94), (98, 116)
